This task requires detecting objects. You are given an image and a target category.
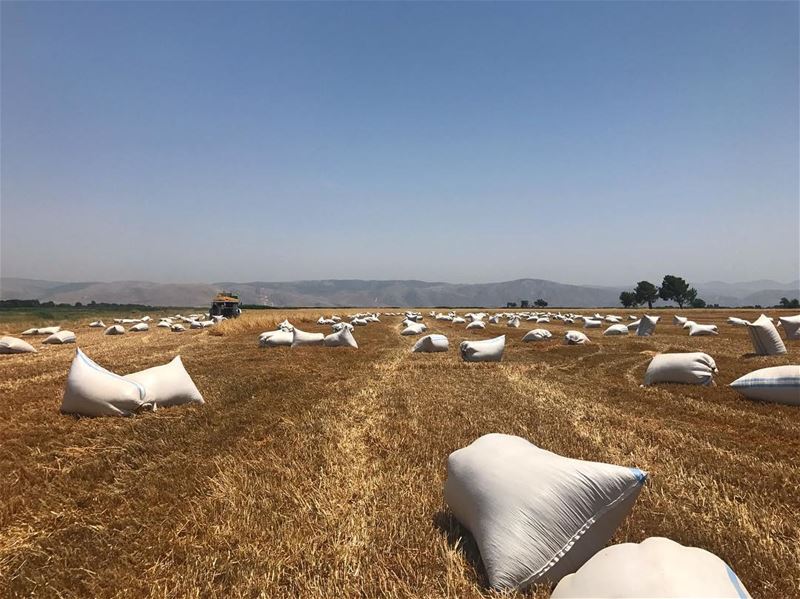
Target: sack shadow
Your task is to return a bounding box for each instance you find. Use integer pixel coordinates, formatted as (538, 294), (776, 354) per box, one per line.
(432, 509), (490, 588)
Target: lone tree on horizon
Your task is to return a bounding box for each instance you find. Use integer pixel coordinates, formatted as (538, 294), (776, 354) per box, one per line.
(634, 280), (659, 309)
(619, 291), (638, 308)
(659, 275), (696, 309)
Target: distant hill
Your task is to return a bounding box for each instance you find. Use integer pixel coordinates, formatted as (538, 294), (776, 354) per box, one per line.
(1, 277), (798, 308)
(0, 278), (219, 307)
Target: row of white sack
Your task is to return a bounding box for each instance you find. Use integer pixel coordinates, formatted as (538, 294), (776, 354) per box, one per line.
(405, 333), (798, 405)
(60, 348), (204, 416)
(445, 433), (750, 597)
(409, 313), (796, 355)
(259, 325), (358, 348)
(1, 331), (77, 349)
(1, 320), (215, 352)
(91, 317), (220, 330)
(317, 313), (380, 325)
(643, 353), (799, 405)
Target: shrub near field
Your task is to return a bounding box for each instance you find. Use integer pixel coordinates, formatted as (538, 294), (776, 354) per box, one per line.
(0, 308), (798, 598)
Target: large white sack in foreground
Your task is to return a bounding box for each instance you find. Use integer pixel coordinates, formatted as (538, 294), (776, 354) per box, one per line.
(778, 315), (800, 340)
(747, 314), (786, 355)
(104, 325), (125, 335)
(291, 328), (324, 347)
(564, 330), (589, 345)
(730, 365), (800, 405)
(636, 314), (659, 336)
(61, 349), (149, 417)
(460, 335), (504, 362)
(412, 334), (449, 353)
(603, 324), (629, 336)
(445, 434), (647, 590)
(644, 353), (717, 386)
(43, 330), (76, 344)
(465, 320), (486, 330)
(522, 329), (552, 341)
(123, 356), (204, 408)
(323, 327), (358, 348)
(551, 536), (750, 599)
(0, 336), (37, 354)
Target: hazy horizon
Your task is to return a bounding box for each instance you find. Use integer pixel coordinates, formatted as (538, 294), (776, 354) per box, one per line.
(2, 2), (798, 286)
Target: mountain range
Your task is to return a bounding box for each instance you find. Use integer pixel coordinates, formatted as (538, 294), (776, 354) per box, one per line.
(2, 277), (798, 308)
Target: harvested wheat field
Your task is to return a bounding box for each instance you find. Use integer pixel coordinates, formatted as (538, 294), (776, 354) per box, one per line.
(0, 308), (798, 598)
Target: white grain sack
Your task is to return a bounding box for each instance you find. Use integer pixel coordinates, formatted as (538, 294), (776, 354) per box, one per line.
(323, 327), (358, 348)
(688, 323), (718, 336)
(259, 330), (293, 347)
(460, 335), (505, 362)
(105, 325), (125, 335)
(564, 330), (590, 345)
(522, 329), (552, 342)
(730, 365), (799, 405)
(728, 317), (750, 327)
(466, 321), (486, 330)
(123, 356), (204, 408)
(636, 314), (659, 336)
(643, 352), (717, 386)
(43, 331), (76, 344)
(747, 314), (786, 355)
(603, 324), (629, 336)
(291, 328), (325, 347)
(0, 336), (37, 354)
(552, 537), (750, 599)
(445, 434), (646, 590)
(412, 334), (449, 353)
(61, 349), (150, 417)
(778, 315), (800, 340)
(401, 323), (427, 336)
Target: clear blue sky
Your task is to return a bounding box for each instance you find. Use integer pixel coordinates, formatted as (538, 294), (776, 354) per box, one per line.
(2, 1), (798, 286)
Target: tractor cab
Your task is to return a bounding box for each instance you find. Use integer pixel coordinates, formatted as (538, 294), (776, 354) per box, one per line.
(210, 292), (241, 318)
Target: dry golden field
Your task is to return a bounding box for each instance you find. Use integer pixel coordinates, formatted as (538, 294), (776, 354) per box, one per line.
(0, 308), (798, 598)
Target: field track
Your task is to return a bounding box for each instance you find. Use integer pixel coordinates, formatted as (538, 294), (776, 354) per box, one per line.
(1, 309), (798, 598)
